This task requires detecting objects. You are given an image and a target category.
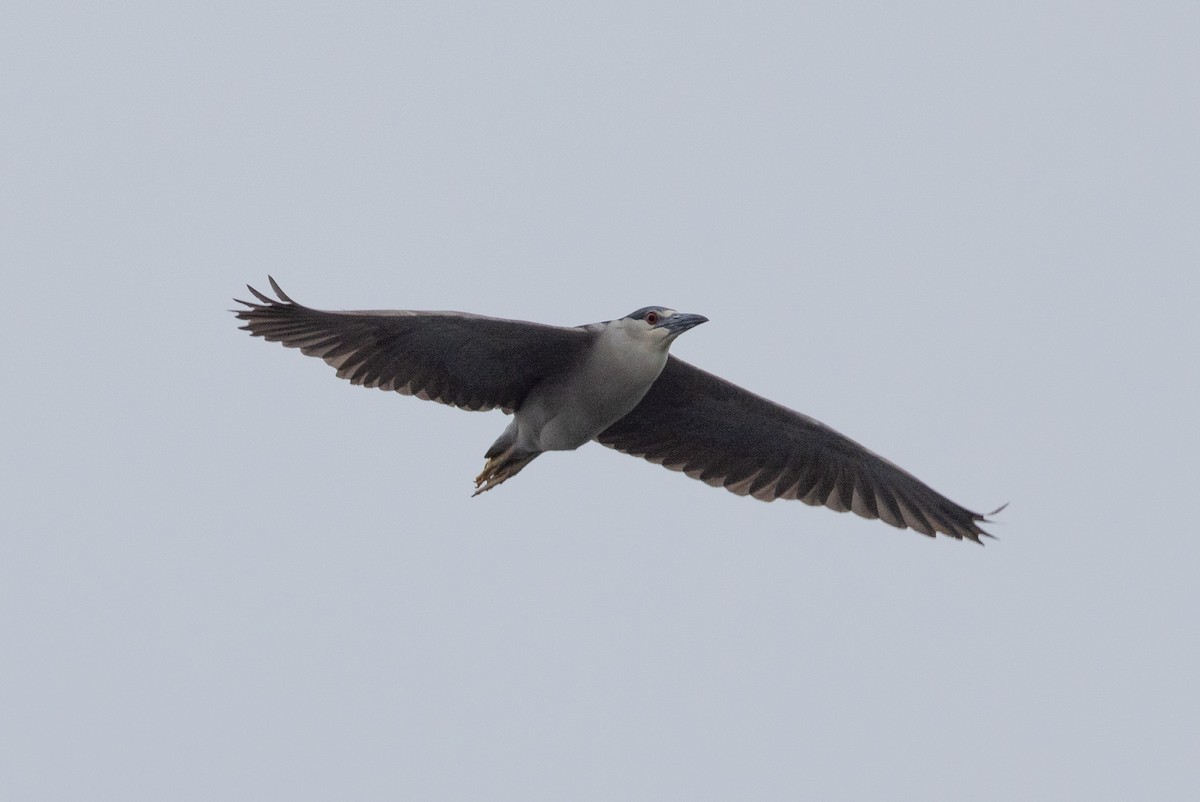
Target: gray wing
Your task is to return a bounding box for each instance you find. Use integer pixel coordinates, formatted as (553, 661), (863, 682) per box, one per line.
(234, 277), (593, 412)
(597, 356), (999, 541)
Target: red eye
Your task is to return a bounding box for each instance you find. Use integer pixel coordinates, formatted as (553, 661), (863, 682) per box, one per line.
(646, 312), (659, 325)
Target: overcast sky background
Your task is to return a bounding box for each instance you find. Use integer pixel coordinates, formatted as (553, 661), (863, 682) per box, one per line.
(3, 2), (1198, 800)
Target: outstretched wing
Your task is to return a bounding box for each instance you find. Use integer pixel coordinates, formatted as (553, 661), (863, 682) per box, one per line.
(597, 356), (1000, 541)
(234, 277), (593, 412)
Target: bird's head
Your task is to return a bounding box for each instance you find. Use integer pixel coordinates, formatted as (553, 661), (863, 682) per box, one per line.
(621, 306), (709, 347)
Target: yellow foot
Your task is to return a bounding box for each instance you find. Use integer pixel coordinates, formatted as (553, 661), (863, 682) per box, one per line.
(473, 450), (537, 496)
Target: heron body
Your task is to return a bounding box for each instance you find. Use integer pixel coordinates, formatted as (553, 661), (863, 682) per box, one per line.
(481, 309), (706, 492)
(235, 278), (1001, 542)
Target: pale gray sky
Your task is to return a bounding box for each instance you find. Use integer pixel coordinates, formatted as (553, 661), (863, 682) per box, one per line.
(3, 2), (1198, 800)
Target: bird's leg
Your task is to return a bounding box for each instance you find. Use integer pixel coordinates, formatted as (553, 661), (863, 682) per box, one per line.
(473, 447), (539, 496)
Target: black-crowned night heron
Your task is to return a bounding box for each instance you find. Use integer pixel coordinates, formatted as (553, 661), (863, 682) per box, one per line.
(235, 278), (1002, 542)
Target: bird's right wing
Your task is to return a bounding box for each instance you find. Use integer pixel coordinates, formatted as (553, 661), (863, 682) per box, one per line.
(234, 277), (593, 412)
(596, 356), (1000, 541)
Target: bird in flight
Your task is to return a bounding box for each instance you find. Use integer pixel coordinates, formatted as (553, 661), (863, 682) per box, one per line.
(235, 278), (1002, 542)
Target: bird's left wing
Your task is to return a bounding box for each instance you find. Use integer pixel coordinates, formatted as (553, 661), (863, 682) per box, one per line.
(234, 277), (593, 412)
(596, 356), (999, 541)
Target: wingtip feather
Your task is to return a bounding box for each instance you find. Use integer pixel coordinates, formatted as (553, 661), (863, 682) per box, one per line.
(246, 283), (274, 304)
(267, 275), (296, 304)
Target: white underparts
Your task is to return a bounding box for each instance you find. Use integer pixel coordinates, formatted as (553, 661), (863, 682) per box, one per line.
(503, 318), (672, 454)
